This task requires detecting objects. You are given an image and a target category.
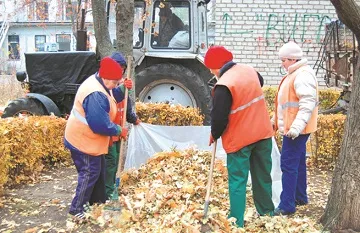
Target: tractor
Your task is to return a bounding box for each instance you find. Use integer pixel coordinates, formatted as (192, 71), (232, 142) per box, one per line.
(1, 0), (214, 124)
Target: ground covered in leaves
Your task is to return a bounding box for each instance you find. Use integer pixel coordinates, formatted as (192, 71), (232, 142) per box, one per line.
(0, 149), (332, 233)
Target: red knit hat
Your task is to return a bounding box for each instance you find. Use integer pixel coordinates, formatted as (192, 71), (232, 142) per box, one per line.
(204, 46), (233, 69)
(98, 57), (123, 80)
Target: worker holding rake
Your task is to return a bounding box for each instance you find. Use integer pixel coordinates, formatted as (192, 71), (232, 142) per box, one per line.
(204, 46), (274, 227)
(105, 52), (140, 200)
(64, 57), (132, 220)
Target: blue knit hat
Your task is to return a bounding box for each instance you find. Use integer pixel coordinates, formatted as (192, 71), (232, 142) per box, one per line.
(110, 52), (127, 67)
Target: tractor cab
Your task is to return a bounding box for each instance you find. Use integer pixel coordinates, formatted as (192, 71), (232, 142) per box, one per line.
(108, 0), (214, 124)
(108, 0), (209, 61)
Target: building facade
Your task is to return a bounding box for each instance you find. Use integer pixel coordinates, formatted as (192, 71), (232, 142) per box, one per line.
(213, 0), (346, 85)
(215, 0), (360, 85)
(0, 0), (357, 86)
(0, 0), (95, 73)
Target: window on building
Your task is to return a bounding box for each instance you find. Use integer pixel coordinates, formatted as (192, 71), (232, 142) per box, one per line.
(36, 1), (49, 20)
(56, 34), (71, 51)
(8, 35), (20, 60)
(35, 35), (46, 52)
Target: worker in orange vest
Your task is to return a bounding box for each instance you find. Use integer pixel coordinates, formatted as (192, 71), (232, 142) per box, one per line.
(273, 41), (318, 216)
(64, 57), (132, 220)
(105, 52), (140, 199)
(204, 46), (274, 227)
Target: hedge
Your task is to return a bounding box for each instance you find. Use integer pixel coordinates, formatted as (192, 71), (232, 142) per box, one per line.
(0, 103), (203, 193)
(0, 97), (346, 193)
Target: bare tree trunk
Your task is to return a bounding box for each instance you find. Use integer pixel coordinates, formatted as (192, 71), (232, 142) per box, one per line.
(115, 0), (134, 172)
(91, 0), (114, 58)
(321, 1), (360, 231)
(115, 0), (134, 58)
(321, 58), (360, 232)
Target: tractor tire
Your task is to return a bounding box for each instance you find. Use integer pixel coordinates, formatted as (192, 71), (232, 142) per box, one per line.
(1, 97), (47, 118)
(136, 63), (212, 125)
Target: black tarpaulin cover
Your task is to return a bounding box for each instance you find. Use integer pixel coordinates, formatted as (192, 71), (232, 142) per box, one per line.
(25, 51), (98, 97)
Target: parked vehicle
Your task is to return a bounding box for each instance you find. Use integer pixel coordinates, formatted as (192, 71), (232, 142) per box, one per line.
(2, 0), (213, 124)
(1, 52), (98, 118)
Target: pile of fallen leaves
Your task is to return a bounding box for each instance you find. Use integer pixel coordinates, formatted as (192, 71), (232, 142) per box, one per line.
(77, 149), (322, 232)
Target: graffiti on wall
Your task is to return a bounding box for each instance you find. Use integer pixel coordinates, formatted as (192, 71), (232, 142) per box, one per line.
(222, 13), (332, 45)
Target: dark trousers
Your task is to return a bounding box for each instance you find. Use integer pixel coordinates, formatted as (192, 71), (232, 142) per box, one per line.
(278, 134), (309, 213)
(227, 138), (274, 227)
(69, 149), (106, 215)
(105, 141), (120, 199)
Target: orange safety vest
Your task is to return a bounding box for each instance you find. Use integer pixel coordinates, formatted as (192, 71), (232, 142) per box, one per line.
(214, 64), (273, 154)
(65, 75), (117, 156)
(274, 67), (318, 134)
(111, 100), (125, 143)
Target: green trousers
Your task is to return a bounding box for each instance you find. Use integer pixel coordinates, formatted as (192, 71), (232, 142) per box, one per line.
(227, 138), (274, 227)
(105, 141), (120, 199)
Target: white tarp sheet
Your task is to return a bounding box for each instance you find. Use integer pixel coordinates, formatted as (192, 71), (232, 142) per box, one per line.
(126, 123), (282, 206)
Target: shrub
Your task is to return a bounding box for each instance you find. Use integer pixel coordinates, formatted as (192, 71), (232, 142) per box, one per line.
(262, 86), (342, 113)
(135, 102), (204, 126)
(308, 114), (346, 169)
(0, 116), (70, 191)
(0, 103), (204, 192)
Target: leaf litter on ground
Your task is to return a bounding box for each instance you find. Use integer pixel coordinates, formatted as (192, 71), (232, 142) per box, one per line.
(76, 148), (325, 233)
(0, 148), (332, 233)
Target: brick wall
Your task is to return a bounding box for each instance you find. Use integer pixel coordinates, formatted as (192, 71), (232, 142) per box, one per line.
(213, 0), (345, 86)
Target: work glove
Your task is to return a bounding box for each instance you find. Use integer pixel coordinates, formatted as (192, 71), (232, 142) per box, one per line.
(134, 118), (141, 125)
(124, 79), (133, 90)
(119, 127), (129, 140)
(209, 134), (215, 146)
(286, 127), (300, 140)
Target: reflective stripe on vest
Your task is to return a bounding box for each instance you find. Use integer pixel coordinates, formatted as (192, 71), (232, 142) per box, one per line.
(71, 108), (88, 125)
(280, 101), (300, 110)
(281, 101), (320, 110)
(230, 95), (265, 114)
(64, 75), (117, 156)
(215, 64), (273, 153)
(275, 64), (319, 134)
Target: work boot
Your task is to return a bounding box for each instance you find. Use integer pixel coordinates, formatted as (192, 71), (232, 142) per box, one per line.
(273, 207), (294, 216)
(68, 212), (87, 223)
(295, 200), (308, 206)
(83, 203), (91, 212)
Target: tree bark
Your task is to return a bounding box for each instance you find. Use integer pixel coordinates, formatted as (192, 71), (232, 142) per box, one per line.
(321, 1), (360, 231)
(115, 0), (134, 172)
(91, 0), (114, 58)
(115, 0), (134, 58)
(330, 0), (360, 43)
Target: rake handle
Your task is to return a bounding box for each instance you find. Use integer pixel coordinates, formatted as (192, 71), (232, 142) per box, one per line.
(203, 140), (217, 218)
(117, 55), (132, 178)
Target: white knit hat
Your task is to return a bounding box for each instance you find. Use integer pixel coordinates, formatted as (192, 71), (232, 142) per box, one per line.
(278, 41), (303, 59)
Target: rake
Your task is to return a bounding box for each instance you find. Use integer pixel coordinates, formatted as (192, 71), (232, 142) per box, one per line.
(110, 55), (133, 205)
